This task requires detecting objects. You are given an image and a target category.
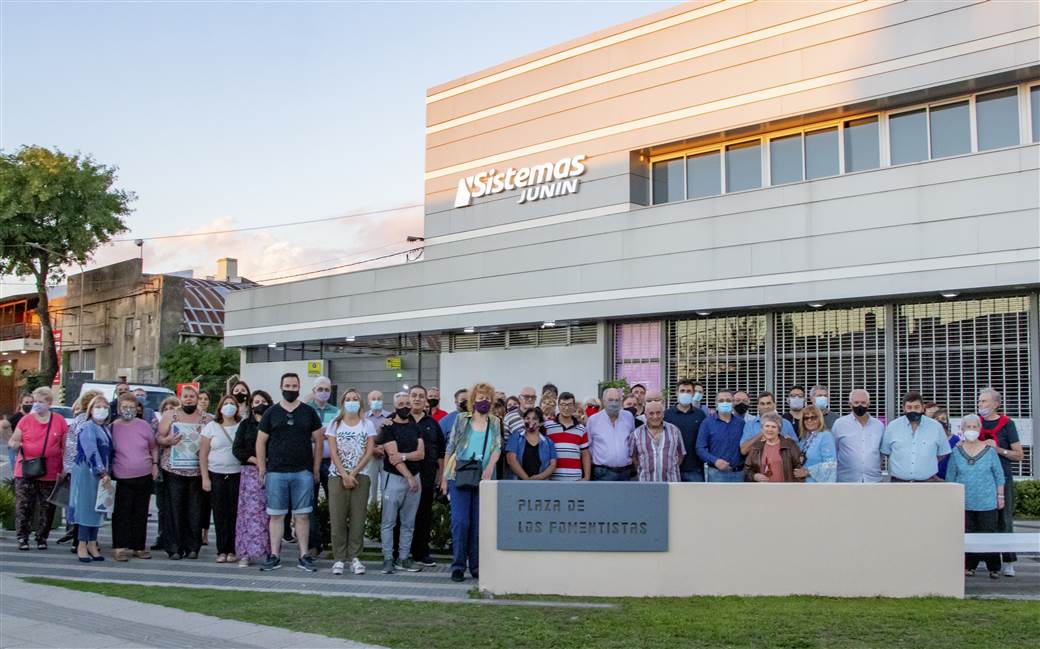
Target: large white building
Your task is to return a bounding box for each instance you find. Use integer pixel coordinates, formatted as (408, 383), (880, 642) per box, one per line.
(225, 0), (1040, 477)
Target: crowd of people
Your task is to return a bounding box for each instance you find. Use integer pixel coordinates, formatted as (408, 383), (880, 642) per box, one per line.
(1, 376), (1024, 582)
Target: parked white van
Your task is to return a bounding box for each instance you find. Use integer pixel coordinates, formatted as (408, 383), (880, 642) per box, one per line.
(77, 381), (175, 412)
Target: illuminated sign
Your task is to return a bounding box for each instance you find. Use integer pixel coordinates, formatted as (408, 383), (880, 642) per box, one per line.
(454, 154), (587, 207)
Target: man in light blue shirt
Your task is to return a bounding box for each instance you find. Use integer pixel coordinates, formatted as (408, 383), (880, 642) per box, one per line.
(833, 389), (885, 483)
(881, 391), (950, 482)
(739, 391), (798, 455)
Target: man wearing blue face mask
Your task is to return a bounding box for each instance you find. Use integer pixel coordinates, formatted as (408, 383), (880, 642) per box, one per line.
(809, 385), (838, 429)
(587, 388), (636, 481)
(695, 390), (746, 482)
(881, 391), (950, 482)
(665, 379), (707, 483)
(364, 390), (391, 506)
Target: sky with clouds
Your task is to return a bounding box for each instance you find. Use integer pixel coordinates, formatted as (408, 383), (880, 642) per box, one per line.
(1, 0), (672, 296)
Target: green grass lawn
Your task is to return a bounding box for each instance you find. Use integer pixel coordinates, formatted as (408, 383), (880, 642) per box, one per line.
(26, 577), (1039, 649)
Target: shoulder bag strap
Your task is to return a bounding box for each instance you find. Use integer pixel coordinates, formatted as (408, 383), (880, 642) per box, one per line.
(19, 415), (53, 459)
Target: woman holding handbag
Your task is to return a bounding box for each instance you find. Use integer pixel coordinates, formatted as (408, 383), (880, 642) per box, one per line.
(8, 386), (69, 551)
(68, 394), (114, 562)
(441, 382), (501, 583)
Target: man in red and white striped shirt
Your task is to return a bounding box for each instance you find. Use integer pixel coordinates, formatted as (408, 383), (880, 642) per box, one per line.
(545, 392), (591, 481)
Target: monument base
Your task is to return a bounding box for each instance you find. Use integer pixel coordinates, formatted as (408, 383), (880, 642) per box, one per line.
(479, 481), (964, 598)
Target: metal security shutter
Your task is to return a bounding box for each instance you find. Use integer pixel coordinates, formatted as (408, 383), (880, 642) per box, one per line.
(613, 321), (663, 392)
(895, 297), (1031, 417)
(773, 306), (886, 416)
(668, 315), (767, 409)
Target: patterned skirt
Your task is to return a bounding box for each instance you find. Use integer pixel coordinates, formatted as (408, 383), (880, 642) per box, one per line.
(235, 465), (270, 560)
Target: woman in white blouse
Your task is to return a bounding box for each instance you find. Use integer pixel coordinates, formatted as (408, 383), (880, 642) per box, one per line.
(200, 395), (243, 563)
(326, 388), (377, 576)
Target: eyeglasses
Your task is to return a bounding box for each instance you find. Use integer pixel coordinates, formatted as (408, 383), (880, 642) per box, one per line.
(804, 415), (819, 421)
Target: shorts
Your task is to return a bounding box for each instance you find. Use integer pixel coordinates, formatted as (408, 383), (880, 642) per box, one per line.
(265, 470), (314, 515)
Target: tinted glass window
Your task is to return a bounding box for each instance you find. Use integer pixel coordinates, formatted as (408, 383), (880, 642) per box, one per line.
(686, 150), (721, 198)
(929, 101), (970, 158)
(769, 134), (803, 185)
(1032, 86), (1040, 143)
(804, 127), (839, 179)
(652, 158), (684, 204)
(889, 109), (928, 165)
(976, 88), (1019, 151)
(725, 141), (762, 192)
(843, 116), (879, 172)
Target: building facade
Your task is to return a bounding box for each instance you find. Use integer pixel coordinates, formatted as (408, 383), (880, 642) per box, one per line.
(226, 0), (1040, 476)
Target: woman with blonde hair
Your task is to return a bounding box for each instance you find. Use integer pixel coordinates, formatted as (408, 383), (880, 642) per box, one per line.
(150, 396), (181, 552)
(68, 394), (113, 561)
(326, 388), (376, 576)
(55, 389), (103, 546)
(794, 404), (837, 483)
(8, 386), (69, 551)
(441, 382), (501, 582)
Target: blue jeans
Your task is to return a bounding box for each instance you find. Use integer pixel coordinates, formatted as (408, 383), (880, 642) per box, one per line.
(681, 468), (705, 483)
(7, 448), (16, 470)
(592, 465), (633, 482)
(265, 470), (313, 515)
(706, 466), (744, 482)
(78, 525), (99, 542)
(448, 481), (479, 575)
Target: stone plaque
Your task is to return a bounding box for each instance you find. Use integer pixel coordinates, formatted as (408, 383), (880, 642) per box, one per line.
(496, 482), (668, 552)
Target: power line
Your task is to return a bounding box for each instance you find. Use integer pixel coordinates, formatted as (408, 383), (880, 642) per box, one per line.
(255, 246), (424, 283)
(110, 202), (423, 242)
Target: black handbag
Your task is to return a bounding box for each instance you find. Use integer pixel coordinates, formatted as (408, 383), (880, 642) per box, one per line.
(47, 473), (71, 508)
(454, 424), (490, 491)
(19, 415), (53, 479)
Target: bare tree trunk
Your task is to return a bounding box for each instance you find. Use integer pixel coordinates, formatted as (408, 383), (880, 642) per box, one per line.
(33, 265), (58, 386)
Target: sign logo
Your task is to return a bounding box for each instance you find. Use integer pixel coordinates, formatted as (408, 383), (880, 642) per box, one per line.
(454, 154), (587, 208)
(306, 360), (323, 377)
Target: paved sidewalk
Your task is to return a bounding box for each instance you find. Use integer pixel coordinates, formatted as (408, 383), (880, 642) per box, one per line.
(0, 573), (385, 649)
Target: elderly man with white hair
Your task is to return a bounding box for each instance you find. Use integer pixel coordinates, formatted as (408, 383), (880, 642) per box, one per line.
(977, 387), (1024, 577)
(831, 388), (885, 483)
(304, 376), (339, 558)
(586, 387), (636, 481)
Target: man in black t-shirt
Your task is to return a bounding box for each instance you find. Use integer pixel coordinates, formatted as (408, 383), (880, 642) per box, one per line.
(378, 386), (426, 574)
(391, 386), (445, 567)
(256, 372), (324, 573)
(978, 388), (1024, 576)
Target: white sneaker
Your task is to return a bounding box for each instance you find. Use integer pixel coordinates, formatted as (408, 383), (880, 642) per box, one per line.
(351, 558), (366, 575)
(332, 561), (345, 575)
(1002, 563), (1015, 577)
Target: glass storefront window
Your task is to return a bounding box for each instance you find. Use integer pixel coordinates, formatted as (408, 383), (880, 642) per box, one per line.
(843, 116), (880, 172)
(889, 108), (929, 165)
(976, 88), (1020, 151)
(725, 140), (762, 192)
(929, 101), (971, 158)
(652, 158), (684, 204)
(769, 134), (803, 185)
(686, 150), (721, 198)
(1032, 86), (1040, 143)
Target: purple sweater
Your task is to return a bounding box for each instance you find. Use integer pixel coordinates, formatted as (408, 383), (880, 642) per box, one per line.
(111, 418), (157, 479)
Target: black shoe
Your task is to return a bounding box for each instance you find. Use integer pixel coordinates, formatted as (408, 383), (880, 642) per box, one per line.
(186, 551), (199, 560)
(450, 569), (465, 582)
(56, 531), (75, 545)
(283, 535), (297, 544)
(37, 540), (48, 551)
(150, 542), (163, 551)
(260, 554), (282, 571)
(417, 556), (437, 567)
(297, 555), (317, 573)
(169, 552), (182, 560)
(17, 539), (29, 551)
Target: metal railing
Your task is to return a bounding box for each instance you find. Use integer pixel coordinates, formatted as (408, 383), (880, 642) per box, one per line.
(0, 321), (40, 342)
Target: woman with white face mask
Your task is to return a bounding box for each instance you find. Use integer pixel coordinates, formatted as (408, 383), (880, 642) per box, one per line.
(68, 394), (114, 562)
(325, 389), (376, 576)
(945, 414), (1005, 579)
(200, 395), (243, 563)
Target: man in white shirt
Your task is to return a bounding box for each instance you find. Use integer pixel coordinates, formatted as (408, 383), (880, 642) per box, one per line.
(832, 389), (885, 483)
(587, 388), (636, 481)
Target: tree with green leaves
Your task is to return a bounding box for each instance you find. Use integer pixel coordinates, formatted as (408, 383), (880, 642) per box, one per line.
(0, 146), (134, 385)
(158, 339), (240, 402)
